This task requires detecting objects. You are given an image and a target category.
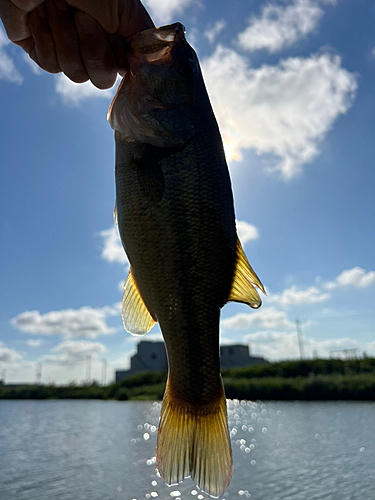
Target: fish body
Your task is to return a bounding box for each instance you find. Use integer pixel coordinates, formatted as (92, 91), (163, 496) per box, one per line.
(108, 23), (264, 498)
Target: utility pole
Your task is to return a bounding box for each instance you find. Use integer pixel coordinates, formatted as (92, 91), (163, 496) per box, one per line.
(86, 356), (91, 384)
(36, 363), (42, 384)
(101, 358), (107, 386)
(296, 320), (305, 359)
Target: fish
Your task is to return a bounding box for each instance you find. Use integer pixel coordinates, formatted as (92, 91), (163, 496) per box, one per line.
(108, 22), (265, 498)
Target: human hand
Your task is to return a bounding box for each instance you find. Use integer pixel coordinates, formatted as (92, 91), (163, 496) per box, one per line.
(0, 0), (154, 88)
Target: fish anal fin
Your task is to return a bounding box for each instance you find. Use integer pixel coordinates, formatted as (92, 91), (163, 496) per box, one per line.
(156, 380), (233, 498)
(122, 268), (156, 335)
(228, 237), (266, 309)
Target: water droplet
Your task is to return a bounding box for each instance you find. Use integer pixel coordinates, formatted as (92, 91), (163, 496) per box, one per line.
(151, 493), (158, 498)
(150, 426), (157, 433)
(117, 487), (122, 492)
(197, 496), (204, 500)
(191, 491), (198, 496)
(170, 491), (181, 497)
(131, 438), (136, 444)
(242, 425), (247, 431)
(360, 447), (365, 452)
(241, 400), (247, 406)
(245, 447), (250, 453)
(248, 427), (254, 433)
(137, 424), (143, 431)
(262, 427), (267, 434)
(315, 433), (320, 439)
(238, 490), (244, 496)
(240, 445), (245, 451)
(251, 413), (257, 419)
(251, 460), (256, 465)
(143, 433), (150, 440)
(146, 494), (151, 499)
(152, 481), (158, 486)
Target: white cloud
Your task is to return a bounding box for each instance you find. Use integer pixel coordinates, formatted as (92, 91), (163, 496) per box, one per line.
(270, 285), (330, 305)
(27, 338), (44, 348)
(125, 332), (163, 343)
(204, 20), (226, 44)
(143, 0), (197, 25)
(42, 340), (106, 365)
(236, 220), (260, 245)
(222, 307), (294, 331)
(201, 47), (356, 178)
(55, 73), (115, 105)
(0, 341), (23, 363)
(99, 226), (129, 265)
(243, 329), (362, 360)
(0, 27), (23, 84)
(11, 303), (121, 339)
(238, 0), (328, 53)
(324, 267), (375, 290)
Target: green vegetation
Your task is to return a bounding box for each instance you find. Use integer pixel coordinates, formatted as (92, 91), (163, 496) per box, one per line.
(1, 359), (374, 401)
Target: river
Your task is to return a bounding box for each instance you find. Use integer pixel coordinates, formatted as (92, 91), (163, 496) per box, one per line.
(0, 400), (374, 499)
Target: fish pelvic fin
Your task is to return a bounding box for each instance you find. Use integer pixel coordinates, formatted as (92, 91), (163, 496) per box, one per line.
(227, 237), (266, 309)
(122, 267), (156, 335)
(156, 379), (233, 498)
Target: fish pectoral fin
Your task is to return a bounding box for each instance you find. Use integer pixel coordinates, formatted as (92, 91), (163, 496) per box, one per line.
(122, 268), (156, 335)
(156, 380), (233, 498)
(227, 237), (266, 309)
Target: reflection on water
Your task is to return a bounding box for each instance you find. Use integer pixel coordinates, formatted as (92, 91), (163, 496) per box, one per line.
(0, 399), (374, 499)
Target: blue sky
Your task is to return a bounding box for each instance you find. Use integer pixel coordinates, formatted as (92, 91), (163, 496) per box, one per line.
(1, 0), (375, 384)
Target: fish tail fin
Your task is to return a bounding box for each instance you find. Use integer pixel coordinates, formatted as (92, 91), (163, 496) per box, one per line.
(156, 379), (233, 498)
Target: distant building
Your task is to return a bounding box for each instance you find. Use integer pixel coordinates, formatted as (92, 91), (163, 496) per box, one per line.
(220, 344), (268, 368)
(115, 341), (268, 382)
(116, 341), (168, 382)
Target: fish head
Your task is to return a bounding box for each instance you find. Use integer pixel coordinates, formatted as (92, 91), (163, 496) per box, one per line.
(108, 23), (201, 148)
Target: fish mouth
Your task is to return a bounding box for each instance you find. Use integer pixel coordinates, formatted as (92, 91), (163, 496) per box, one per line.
(129, 22), (186, 65)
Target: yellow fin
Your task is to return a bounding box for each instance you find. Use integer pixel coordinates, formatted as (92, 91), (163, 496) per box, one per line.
(122, 268), (156, 335)
(156, 380), (233, 498)
(113, 204), (117, 225)
(228, 237), (266, 309)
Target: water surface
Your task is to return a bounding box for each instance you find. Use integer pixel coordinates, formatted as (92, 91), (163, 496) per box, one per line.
(0, 400), (374, 499)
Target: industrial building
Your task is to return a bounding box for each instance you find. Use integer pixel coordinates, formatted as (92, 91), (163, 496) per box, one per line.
(115, 341), (268, 382)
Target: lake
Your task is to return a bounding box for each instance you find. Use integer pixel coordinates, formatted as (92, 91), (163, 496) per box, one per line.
(0, 400), (374, 499)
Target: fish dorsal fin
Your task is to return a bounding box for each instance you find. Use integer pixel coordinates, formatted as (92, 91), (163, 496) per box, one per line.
(122, 268), (156, 335)
(228, 237), (266, 309)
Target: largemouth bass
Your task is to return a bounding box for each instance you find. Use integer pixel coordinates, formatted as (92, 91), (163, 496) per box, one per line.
(108, 23), (265, 498)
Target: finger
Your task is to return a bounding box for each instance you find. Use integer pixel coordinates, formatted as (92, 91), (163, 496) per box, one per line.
(0, 0), (30, 41)
(118, 0), (154, 38)
(28, 3), (60, 73)
(11, 0), (44, 11)
(107, 33), (129, 77)
(46, 0), (88, 83)
(13, 35), (35, 55)
(75, 11), (117, 89)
